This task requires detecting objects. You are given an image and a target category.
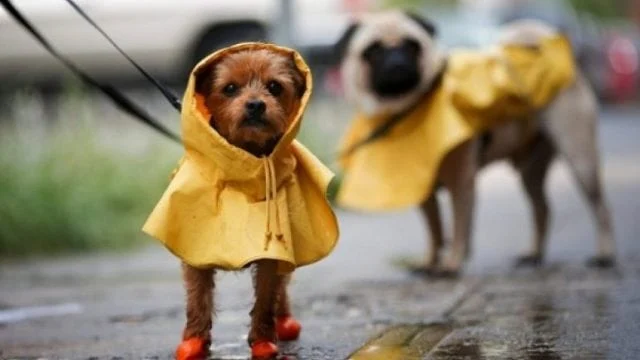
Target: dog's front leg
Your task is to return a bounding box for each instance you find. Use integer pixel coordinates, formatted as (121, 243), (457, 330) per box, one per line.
(177, 263), (215, 360)
(274, 274), (302, 341)
(442, 179), (475, 276)
(249, 259), (283, 358)
(414, 194), (444, 273)
(439, 140), (478, 277)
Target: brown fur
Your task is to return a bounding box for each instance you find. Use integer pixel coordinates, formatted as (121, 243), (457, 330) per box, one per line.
(197, 49), (305, 156)
(181, 264), (215, 343)
(181, 48), (304, 353)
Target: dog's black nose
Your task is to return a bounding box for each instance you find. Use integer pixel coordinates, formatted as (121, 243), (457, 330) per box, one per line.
(382, 49), (412, 73)
(245, 100), (266, 116)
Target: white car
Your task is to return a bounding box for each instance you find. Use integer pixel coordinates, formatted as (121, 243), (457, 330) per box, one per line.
(0, 0), (355, 86)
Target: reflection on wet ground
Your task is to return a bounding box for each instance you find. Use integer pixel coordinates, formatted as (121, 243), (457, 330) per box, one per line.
(345, 265), (630, 360)
(347, 323), (452, 360)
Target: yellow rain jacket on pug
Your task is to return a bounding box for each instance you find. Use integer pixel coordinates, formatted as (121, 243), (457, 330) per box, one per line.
(143, 43), (339, 274)
(338, 35), (576, 211)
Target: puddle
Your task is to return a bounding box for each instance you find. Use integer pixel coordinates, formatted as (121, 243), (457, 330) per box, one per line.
(346, 322), (453, 360)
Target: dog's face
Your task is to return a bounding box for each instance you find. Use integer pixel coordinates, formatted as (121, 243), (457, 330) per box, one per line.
(335, 11), (444, 116)
(197, 49), (305, 157)
(361, 34), (423, 97)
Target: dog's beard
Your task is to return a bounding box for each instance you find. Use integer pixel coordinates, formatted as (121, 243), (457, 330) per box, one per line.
(209, 116), (283, 157)
(238, 136), (281, 157)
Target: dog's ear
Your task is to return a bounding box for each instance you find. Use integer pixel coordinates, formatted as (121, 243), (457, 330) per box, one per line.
(333, 22), (360, 64)
(287, 54), (307, 98)
(195, 63), (215, 96)
(405, 11), (437, 38)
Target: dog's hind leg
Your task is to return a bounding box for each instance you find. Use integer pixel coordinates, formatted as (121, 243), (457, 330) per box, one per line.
(554, 131), (615, 267)
(544, 75), (616, 267)
(438, 139), (479, 277)
(513, 133), (556, 267)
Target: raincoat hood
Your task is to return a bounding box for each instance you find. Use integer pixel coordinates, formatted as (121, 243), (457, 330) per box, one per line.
(143, 43), (339, 273)
(338, 35), (576, 211)
(182, 43), (310, 181)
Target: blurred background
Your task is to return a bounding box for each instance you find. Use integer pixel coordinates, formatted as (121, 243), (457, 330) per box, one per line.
(0, 0), (638, 258)
(2, 2), (640, 358)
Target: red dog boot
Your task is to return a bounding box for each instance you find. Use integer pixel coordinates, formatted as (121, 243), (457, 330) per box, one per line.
(276, 316), (301, 341)
(251, 339), (279, 359)
(176, 337), (208, 360)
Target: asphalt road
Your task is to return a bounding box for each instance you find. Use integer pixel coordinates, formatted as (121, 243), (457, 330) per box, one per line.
(1, 106), (639, 359)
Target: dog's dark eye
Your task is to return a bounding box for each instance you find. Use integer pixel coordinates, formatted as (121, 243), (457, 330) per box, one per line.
(403, 38), (421, 55)
(222, 83), (238, 97)
(267, 80), (283, 96)
(362, 41), (383, 60)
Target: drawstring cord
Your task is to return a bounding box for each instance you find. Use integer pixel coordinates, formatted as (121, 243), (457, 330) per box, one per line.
(263, 156), (273, 246)
(262, 157), (285, 251)
(268, 158), (284, 242)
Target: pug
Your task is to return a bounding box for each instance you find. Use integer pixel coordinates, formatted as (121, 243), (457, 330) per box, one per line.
(334, 11), (615, 276)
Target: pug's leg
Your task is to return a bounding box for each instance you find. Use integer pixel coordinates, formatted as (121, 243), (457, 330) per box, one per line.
(554, 133), (615, 267)
(274, 274), (302, 341)
(544, 76), (615, 267)
(438, 140), (478, 277)
(415, 194), (444, 273)
(513, 134), (556, 267)
(177, 263), (215, 360)
(249, 260), (283, 357)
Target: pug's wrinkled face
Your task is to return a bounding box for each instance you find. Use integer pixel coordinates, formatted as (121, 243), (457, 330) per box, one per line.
(336, 11), (444, 116)
(362, 36), (423, 97)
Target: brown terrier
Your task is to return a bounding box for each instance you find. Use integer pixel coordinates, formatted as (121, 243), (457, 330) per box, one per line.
(178, 48), (306, 359)
(198, 48), (305, 157)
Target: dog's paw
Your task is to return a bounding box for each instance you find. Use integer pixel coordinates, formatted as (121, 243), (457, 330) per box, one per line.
(392, 257), (439, 276)
(514, 254), (543, 268)
(176, 337), (209, 360)
(433, 256), (463, 279)
(422, 262), (461, 278)
(408, 266), (459, 279)
(586, 255), (616, 268)
(407, 264), (439, 277)
(251, 340), (279, 359)
(276, 316), (301, 341)
(431, 267), (461, 279)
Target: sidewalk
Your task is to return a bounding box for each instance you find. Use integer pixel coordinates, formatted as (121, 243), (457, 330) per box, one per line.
(347, 261), (638, 360)
(1, 248), (638, 359)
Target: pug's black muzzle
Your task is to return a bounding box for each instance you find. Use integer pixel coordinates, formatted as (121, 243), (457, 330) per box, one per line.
(370, 48), (421, 97)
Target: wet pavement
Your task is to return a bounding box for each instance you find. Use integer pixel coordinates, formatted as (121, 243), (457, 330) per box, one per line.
(1, 107), (640, 359)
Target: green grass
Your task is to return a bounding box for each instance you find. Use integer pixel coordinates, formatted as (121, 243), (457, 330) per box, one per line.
(0, 88), (349, 257)
(0, 89), (178, 257)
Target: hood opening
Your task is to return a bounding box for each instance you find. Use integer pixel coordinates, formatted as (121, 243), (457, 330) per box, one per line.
(188, 44), (310, 143)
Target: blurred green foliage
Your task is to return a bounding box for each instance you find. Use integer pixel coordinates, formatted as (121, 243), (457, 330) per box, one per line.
(0, 87), (348, 257)
(382, 0), (455, 10)
(382, 0), (628, 19)
(567, 0), (626, 19)
(0, 90), (178, 257)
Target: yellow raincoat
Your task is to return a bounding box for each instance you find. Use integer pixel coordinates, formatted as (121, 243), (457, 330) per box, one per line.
(338, 35), (576, 211)
(143, 43), (339, 274)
